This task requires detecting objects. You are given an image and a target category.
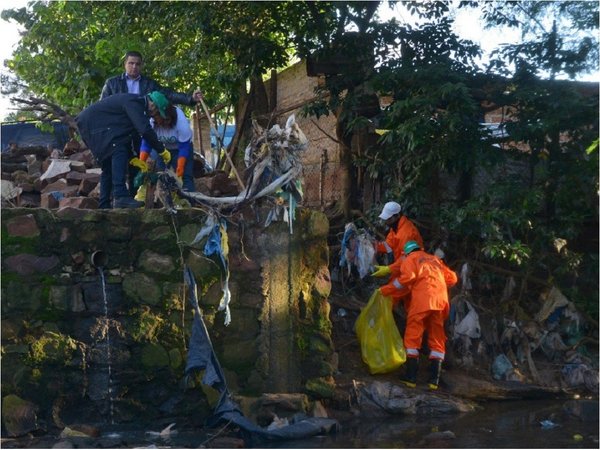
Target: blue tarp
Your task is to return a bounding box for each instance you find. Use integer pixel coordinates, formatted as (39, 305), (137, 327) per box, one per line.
(1, 121), (70, 151)
(210, 124), (235, 148)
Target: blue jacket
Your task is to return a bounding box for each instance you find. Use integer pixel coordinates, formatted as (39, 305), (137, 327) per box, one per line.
(100, 73), (195, 106)
(76, 94), (165, 163)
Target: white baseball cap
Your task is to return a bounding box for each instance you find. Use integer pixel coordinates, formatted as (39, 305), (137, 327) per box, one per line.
(378, 201), (402, 220)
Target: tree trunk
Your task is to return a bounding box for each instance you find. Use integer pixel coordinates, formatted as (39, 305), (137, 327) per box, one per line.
(334, 107), (353, 220)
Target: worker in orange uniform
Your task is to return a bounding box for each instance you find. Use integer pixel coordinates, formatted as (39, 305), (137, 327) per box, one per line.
(372, 201), (424, 279)
(380, 240), (458, 389)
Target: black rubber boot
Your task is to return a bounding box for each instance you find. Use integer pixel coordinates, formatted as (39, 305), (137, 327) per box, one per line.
(113, 197), (144, 209)
(427, 359), (443, 390)
(400, 357), (418, 388)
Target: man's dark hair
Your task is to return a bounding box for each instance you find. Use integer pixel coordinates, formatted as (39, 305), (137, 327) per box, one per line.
(123, 50), (143, 62)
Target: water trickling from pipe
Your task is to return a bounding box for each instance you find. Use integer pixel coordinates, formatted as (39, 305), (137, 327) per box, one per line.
(93, 251), (115, 425)
(98, 268), (115, 424)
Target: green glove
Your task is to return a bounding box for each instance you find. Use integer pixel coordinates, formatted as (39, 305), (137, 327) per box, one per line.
(129, 157), (148, 172)
(372, 265), (391, 278)
(159, 149), (171, 165)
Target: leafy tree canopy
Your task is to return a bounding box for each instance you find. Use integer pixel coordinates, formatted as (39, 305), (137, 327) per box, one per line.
(1, 0), (598, 317)
(1, 0), (341, 115)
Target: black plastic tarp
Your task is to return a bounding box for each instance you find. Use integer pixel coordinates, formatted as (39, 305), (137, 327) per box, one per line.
(183, 266), (339, 441)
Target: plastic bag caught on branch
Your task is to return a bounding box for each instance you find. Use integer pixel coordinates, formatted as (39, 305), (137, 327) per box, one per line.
(339, 223), (375, 279)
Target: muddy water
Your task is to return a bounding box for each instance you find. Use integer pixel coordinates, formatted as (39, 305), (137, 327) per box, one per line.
(1, 399), (597, 448)
(264, 399), (599, 449)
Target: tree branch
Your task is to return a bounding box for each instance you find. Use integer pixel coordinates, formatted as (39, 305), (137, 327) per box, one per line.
(11, 96), (78, 133)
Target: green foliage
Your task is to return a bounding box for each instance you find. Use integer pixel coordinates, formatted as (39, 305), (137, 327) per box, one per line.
(1, 1), (341, 116)
(479, 1), (599, 80)
(1, 1), (597, 321)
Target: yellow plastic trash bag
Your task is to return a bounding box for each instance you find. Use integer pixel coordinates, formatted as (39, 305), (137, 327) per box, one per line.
(134, 184), (147, 203)
(355, 289), (406, 374)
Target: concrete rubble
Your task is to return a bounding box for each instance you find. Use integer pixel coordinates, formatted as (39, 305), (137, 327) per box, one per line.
(0, 141), (237, 209)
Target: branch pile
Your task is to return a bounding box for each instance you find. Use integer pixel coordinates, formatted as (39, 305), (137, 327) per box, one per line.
(179, 114), (308, 225)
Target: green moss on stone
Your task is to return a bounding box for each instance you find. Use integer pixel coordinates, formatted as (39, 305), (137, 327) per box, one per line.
(2, 394), (37, 435)
(129, 308), (165, 343)
(27, 331), (78, 366)
(304, 377), (336, 399)
(296, 334), (308, 356)
(123, 273), (161, 305)
(141, 210), (170, 225)
(141, 343), (170, 368)
(168, 348), (182, 369)
(1, 224), (40, 256)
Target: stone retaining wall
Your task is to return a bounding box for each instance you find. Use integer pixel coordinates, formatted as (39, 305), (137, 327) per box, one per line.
(1, 207), (333, 434)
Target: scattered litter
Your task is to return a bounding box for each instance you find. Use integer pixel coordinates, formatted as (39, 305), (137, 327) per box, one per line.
(59, 427), (91, 438)
(491, 353), (513, 380)
(202, 217), (232, 326)
(433, 248), (445, 259)
(145, 423), (177, 439)
(1, 180), (22, 201)
(561, 363), (599, 391)
(453, 299), (481, 339)
(337, 308), (347, 317)
(540, 419), (558, 429)
(535, 287), (570, 323)
(339, 223), (375, 279)
(423, 430), (456, 441)
(103, 432), (122, 439)
(500, 276), (516, 302)
(267, 415), (289, 431)
(40, 159), (71, 181)
(51, 191), (65, 201)
(179, 114), (306, 235)
(449, 295), (482, 367)
(459, 263), (472, 292)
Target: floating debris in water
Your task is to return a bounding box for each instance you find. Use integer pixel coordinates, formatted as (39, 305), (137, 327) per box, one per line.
(540, 419), (558, 429)
(145, 422), (177, 439)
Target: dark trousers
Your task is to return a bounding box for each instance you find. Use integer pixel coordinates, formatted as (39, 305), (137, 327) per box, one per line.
(128, 135), (142, 195)
(99, 143), (130, 206)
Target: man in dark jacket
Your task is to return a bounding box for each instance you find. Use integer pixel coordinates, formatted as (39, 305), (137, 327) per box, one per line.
(100, 50), (203, 202)
(76, 93), (170, 209)
(100, 51), (201, 105)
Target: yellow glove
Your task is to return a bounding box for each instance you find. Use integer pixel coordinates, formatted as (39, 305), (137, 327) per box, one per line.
(159, 149), (171, 165)
(372, 265), (391, 278)
(129, 157), (148, 172)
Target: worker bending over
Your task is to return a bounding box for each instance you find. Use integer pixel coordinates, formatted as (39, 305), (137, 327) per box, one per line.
(380, 240), (458, 389)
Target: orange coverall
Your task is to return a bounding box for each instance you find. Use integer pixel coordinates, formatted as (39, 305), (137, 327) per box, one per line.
(375, 216), (424, 276)
(380, 250), (457, 360)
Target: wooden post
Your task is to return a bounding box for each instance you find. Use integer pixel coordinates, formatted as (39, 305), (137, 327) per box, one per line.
(197, 97), (246, 191)
(194, 104), (204, 159)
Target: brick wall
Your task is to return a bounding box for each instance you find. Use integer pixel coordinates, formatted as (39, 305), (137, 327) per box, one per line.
(267, 61), (343, 208)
